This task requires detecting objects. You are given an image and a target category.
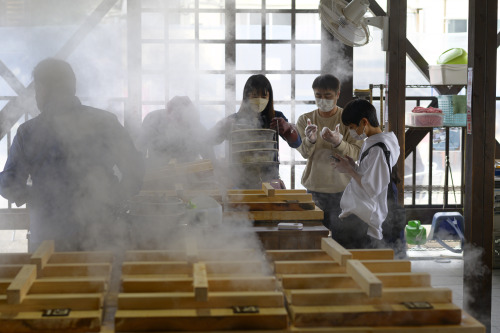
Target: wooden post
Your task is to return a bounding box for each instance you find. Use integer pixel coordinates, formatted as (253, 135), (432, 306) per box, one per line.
(463, 0), (496, 330)
(262, 183), (275, 197)
(193, 263), (208, 302)
(346, 260), (382, 297)
(6, 264), (37, 304)
(321, 238), (352, 266)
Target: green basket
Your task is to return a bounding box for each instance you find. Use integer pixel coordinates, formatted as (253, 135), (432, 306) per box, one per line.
(437, 95), (467, 127)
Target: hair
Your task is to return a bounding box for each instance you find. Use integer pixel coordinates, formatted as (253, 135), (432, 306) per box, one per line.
(341, 99), (380, 127)
(32, 58), (77, 95)
(312, 74), (340, 92)
(240, 74), (275, 126)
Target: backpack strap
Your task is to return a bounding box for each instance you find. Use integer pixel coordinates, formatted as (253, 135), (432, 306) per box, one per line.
(360, 142), (398, 202)
(360, 142), (391, 175)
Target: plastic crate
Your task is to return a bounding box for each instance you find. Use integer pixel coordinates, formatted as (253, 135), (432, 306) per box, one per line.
(437, 95), (467, 127)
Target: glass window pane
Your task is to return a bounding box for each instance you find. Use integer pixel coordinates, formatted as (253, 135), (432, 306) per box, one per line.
(168, 12), (195, 39)
(142, 43), (164, 70)
(296, 44), (320, 70)
(168, 71), (197, 100)
(236, 0), (261, 9)
(168, 43), (195, 71)
(236, 44), (261, 70)
(142, 13), (164, 39)
(200, 0), (224, 9)
(296, 14), (322, 40)
(295, 74), (318, 101)
(279, 164), (292, 189)
(236, 13), (261, 39)
(266, 44), (291, 70)
(294, 164), (306, 189)
(296, 0), (319, 9)
(199, 13), (225, 40)
(143, 75), (165, 101)
(266, 13), (291, 40)
(267, 74), (291, 101)
(199, 74), (225, 101)
(165, 0), (195, 9)
(200, 43), (225, 70)
(266, 0), (291, 9)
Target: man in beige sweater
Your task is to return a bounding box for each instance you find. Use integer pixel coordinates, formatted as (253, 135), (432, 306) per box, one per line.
(296, 74), (362, 237)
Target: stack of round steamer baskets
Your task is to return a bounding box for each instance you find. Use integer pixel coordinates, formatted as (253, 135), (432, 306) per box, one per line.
(229, 127), (279, 189)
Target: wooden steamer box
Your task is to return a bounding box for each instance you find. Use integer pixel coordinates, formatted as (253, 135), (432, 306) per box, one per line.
(0, 240), (113, 333)
(266, 238), (485, 332)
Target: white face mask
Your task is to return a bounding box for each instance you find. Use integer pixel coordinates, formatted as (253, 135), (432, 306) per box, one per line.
(248, 98), (269, 113)
(315, 98), (335, 112)
(349, 126), (367, 141)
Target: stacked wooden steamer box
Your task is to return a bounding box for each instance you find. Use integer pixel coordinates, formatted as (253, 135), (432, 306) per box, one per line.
(114, 231), (288, 332)
(267, 237), (485, 332)
(0, 240), (113, 332)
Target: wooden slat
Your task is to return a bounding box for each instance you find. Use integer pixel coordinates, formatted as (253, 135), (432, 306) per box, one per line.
(29, 277), (108, 294)
(114, 308), (288, 331)
(122, 262), (191, 275)
(287, 287), (452, 306)
(346, 260), (382, 297)
(321, 238), (352, 266)
(40, 263), (112, 278)
(193, 263), (208, 302)
(121, 276), (277, 293)
(48, 252), (114, 264)
(280, 272), (431, 289)
(0, 310), (102, 333)
(289, 303), (462, 327)
(226, 201), (316, 211)
(124, 250), (185, 262)
(30, 240), (55, 272)
(0, 253), (31, 265)
(0, 265), (22, 278)
(266, 250), (332, 261)
(234, 207), (324, 221)
(0, 293), (102, 312)
(6, 265), (37, 304)
(118, 291), (284, 310)
(262, 182), (275, 197)
(275, 260), (411, 276)
(226, 193), (313, 203)
(228, 189), (306, 195)
(349, 249), (394, 260)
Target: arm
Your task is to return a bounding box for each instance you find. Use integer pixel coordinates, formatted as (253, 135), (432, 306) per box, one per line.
(296, 115), (316, 159)
(207, 116), (234, 146)
(269, 115), (302, 148)
(0, 131), (30, 206)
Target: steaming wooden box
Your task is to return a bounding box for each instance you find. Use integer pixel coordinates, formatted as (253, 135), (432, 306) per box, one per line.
(114, 232), (288, 332)
(0, 240), (113, 333)
(266, 238), (485, 332)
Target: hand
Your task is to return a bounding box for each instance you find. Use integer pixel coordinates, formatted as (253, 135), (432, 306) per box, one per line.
(305, 118), (318, 144)
(321, 124), (343, 147)
(344, 155), (356, 169)
(270, 117), (291, 135)
(331, 154), (353, 174)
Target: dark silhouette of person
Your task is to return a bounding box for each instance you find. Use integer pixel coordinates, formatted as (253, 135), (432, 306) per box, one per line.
(0, 58), (144, 252)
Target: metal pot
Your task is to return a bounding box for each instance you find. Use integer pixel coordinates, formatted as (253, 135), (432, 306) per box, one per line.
(230, 129), (276, 143)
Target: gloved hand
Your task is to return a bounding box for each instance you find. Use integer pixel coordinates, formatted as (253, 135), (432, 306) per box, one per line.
(305, 118), (318, 144)
(321, 124), (343, 147)
(270, 117), (298, 144)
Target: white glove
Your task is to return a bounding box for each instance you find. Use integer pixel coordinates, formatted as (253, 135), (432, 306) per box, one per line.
(305, 118), (318, 144)
(321, 124), (343, 147)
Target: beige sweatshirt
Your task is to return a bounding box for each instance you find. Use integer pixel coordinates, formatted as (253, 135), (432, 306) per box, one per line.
(296, 108), (363, 193)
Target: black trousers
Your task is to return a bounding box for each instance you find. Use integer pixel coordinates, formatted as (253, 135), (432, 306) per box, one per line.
(309, 191), (343, 234)
(334, 213), (386, 249)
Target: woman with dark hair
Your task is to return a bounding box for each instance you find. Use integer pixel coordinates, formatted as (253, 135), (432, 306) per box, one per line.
(209, 74), (301, 188)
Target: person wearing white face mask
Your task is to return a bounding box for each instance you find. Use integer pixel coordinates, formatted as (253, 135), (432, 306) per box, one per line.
(209, 74), (301, 188)
(295, 74), (362, 236)
(331, 99), (400, 249)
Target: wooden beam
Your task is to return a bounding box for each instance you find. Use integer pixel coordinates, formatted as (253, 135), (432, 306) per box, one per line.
(346, 260), (382, 297)
(274, 260), (410, 275)
(496, 139), (500, 159)
(0, 310), (103, 332)
(114, 308), (288, 332)
(6, 265), (37, 304)
(118, 291), (284, 310)
(405, 127), (431, 158)
(321, 238), (352, 266)
(29, 240), (54, 273)
(280, 272), (431, 290)
(349, 249), (394, 260)
(39, 263), (112, 278)
(193, 263), (208, 302)
(185, 232), (198, 264)
(266, 250), (332, 262)
(289, 303), (462, 328)
(0, 294), (102, 312)
(463, 0), (496, 329)
(288, 287), (452, 306)
(262, 183), (275, 197)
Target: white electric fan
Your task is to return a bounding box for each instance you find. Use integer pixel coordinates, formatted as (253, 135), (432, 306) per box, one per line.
(319, 0), (389, 51)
